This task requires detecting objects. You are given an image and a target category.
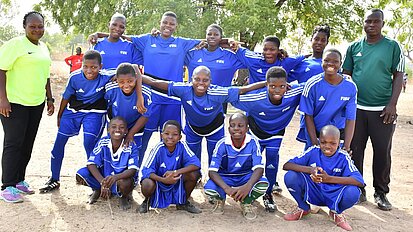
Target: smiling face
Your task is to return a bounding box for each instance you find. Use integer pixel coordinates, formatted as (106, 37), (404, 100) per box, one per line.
(108, 17), (126, 40)
(319, 133), (340, 157)
(267, 77), (287, 104)
(161, 124), (182, 152)
(192, 71), (211, 96)
(228, 115), (248, 142)
(160, 16), (177, 38)
(364, 11), (384, 38)
(311, 31), (328, 55)
(24, 14), (45, 44)
(117, 73), (136, 95)
(82, 59), (102, 80)
(206, 27), (222, 48)
(322, 51), (341, 76)
(263, 41), (279, 64)
(108, 118), (128, 141)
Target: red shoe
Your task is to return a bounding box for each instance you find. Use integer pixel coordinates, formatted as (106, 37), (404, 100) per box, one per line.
(329, 210), (353, 231)
(283, 207), (310, 221)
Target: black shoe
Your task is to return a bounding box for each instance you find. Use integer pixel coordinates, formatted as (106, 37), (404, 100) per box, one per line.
(263, 193), (277, 213)
(39, 178), (60, 193)
(88, 189), (101, 204)
(356, 188), (367, 204)
(176, 201), (202, 214)
(272, 182), (282, 194)
(374, 192), (392, 211)
(137, 198), (150, 213)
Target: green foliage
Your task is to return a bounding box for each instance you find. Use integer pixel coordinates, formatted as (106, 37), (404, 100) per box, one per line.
(0, 25), (21, 44)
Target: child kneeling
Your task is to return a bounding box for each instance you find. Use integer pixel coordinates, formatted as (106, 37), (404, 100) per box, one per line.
(204, 113), (269, 220)
(138, 120), (201, 214)
(283, 125), (364, 231)
(76, 116), (138, 210)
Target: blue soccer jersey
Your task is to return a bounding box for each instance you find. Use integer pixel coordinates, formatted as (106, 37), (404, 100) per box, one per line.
(92, 37), (143, 70)
(288, 146), (365, 187)
(87, 136), (139, 177)
(209, 134), (264, 176)
(235, 47), (305, 84)
(288, 57), (323, 83)
(185, 47), (246, 87)
(168, 82), (239, 127)
(141, 141), (201, 180)
(299, 74), (357, 131)
(105, 83), (152, 129)
(131, 34), (200, 104)
(62, 69), (115, 112)
(232, 85), (303, 136)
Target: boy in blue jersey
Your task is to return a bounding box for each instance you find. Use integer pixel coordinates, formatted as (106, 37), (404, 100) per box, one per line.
(138, 120), (201, 214)
(142, 66), (265, 164)
(299, 49), (357, 152)
(283, 125), (364, 231)
(204, 113), (269, 220)
(231, 66), (304, 212)
(231, 36), (305, 84)
(105, 63), (152, 167)
(76, 117), (138, 210)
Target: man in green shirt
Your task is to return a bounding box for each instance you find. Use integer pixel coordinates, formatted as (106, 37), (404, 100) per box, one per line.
(342, 8), (405, 211)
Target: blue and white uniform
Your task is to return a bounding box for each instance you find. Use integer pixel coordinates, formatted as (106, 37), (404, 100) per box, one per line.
(284, 146), (364, 214)
(141, 141), (201, 208)
(168, 82), (239, 162)
(231, 85), (303, 193)
(105, 83), (152, 166)
(235, 47), (305, 84)
(185, 47), (245, 87)
(77, 136), (139, 196)
(92, 37), (143, 70)
(50, 69), (115, 181)
(287, 57), (323, 83)
(204, 134), (268, 199)
(298, 73), (357, 148)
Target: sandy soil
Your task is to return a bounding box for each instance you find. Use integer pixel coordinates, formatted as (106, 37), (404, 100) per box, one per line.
(1, 61), (412, 232)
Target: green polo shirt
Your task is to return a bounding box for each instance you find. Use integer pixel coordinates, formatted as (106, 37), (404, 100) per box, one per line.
(342, 36), (405, 110)
(0, 36), (51, 106)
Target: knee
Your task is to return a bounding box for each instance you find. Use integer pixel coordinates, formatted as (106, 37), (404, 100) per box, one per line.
(141, 178), (155, 195)
(117, 178), (133, 193)
(284, 171), (301, 186)
(184, 170), (201, 182)
(342, 185), (361, 205)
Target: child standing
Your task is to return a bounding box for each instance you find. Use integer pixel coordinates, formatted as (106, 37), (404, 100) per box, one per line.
(283, 125), (364, 231)
(76, 116), (138, 210)
(298, 48), (357, 152)
(138, 120), (201, 214)
(204, 113), (269, 220)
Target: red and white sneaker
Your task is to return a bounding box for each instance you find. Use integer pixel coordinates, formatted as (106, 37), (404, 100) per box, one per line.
(329, 210), (353, 231)
(283, 207), (310, 221)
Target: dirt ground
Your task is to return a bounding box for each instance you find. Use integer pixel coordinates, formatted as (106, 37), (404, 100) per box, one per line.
(1, 61), (412, 232)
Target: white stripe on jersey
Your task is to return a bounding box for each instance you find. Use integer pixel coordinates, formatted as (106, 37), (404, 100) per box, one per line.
(343, 151), (358, 172)
(142, 86), (152, 96)
(297, 145), (318, 159)
(302, 75), (323, 97)
(105, 81), (118, 91)
(284, 86), (304, 98)
(212, 137), (226, 157)
(181, 141), (196, 157)
(244, 50), (264, 60)
(143, 142), (164, 168)
(239, 91), (267, 101)
(92, 138), (111, 154)
(396, 41), (405, 72)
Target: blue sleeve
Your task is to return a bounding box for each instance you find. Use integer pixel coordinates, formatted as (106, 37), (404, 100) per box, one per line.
(341, 153), (365, 185)
(141, 146), (159, 179)
(288, 148), (313, 166)
(184, 49), (194, 66)
(142, 86), (153, 118)
(131, 34), (149, 52)
(167, 82), (187, 98)
(131, 45), (143, 65)
(225, 87), (240, 103)
(209, 140), (225, 172)
(127, 144), (139, 170)
(181, 142), (201, 168)
(298, 82), (315, 116)
(62, 77), (76, 100)
(281, 55), (306, 72)
(87, 142), (104, 167)
(234, 47), (255, 68)
(181, 38), (201, 52)
(345, 85), (357, 120)
(251, 138), (265, 170)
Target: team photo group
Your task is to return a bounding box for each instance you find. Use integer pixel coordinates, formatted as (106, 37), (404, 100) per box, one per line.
(0, 5), (405, 232)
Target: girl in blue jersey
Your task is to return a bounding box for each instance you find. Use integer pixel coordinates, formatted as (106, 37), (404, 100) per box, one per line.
(231, 67), (304, 212)
(283, 125), (364, 231)
(231, 36), (305, 84)
(105, 63), (152, 167)
(76, 117), (138, 210)
(204, 113), (269, 220)
(299, 48), (357, 152)
(138, 120), (201, 214)
(142, 66), (265, 164)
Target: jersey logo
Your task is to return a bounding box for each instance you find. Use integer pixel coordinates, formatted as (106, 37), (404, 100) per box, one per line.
(113, 101), (118, 107)
(99, 51), (105, 55)
(266, 164), (275, 169)
(318, 96), (325, 101)
(282, 106), (291, 112)
(151, 44), (157, 47)
(204, 106), (214, 111)
(133, 106), (137, 110)
(257, 68), (263, 73)
(210, 161), (215, 166)
(128, 158), (134, 164)
(305, 67), (310, 72)
(197, 58), (203, 63)
(186, 100), (192, 106)
(169, 44), (177, 48)
(28, 51), (34, 54)
(176, 156), (180, 161)
(310, 163), (316, 167)
(120, 50), (128, 55)
(333, 168), (342, 173)
(235, 162), (242, 168)
(160, 162), (166, 168)
(356, 52), (362, 57)
(147, 98), (152, 105)
(76, 88), (85, 93)
(216, 60), (225, 64)
(340, 96), (350, 101)
(89, 156), (95, 161)
(259, 112), (266, 116)
(96, 86), (105, 92)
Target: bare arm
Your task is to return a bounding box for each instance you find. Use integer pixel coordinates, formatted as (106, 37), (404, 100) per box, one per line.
(232, 168), (264, 202)
(237, 81), (266, 95)
(381, 71), (404, 124)
(132, 64), (146, 114)
(141, 75), (170, 91)
(343, 119), (355, 152)
(209, 170), (235, 197)
(283, 162), (317, 174)
(57, 98), (69, 127)
(124, 116), (148, 147)
(0, 70), (11, 117)
(45, 78), (54, 116)
(304, 114), (318, 146)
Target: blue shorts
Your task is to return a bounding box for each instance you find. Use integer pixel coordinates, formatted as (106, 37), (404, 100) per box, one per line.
(204, 174), (268, 200)
(149, 177), (186, 208)
(58, 109), (106, 138)
(144, 103), (182, 132)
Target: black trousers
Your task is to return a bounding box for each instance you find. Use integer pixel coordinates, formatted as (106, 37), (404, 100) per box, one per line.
(350, 109), (395, 194)
(1, 103), (44, 189)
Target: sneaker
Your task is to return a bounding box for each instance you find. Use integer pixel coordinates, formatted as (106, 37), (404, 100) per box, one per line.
(374, 192), (392, 211)
(240, 203), (257, 220)
(0, 186), (24, 203)
(272, 182), (282, 194)
(208, 196), (216, 205)
(16, 181), (35, 194)
(137, 198), (150, 213)
(263, 193), (277, 212)
(283, 207), (310, 221)
(211, 199), (225, 214)
(329, 210), (353, 231)
(176, 201), (202, 214)
(39, 178), (60, 193)
(356, 188), (367, 204)
(88, 189), (101, 204)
